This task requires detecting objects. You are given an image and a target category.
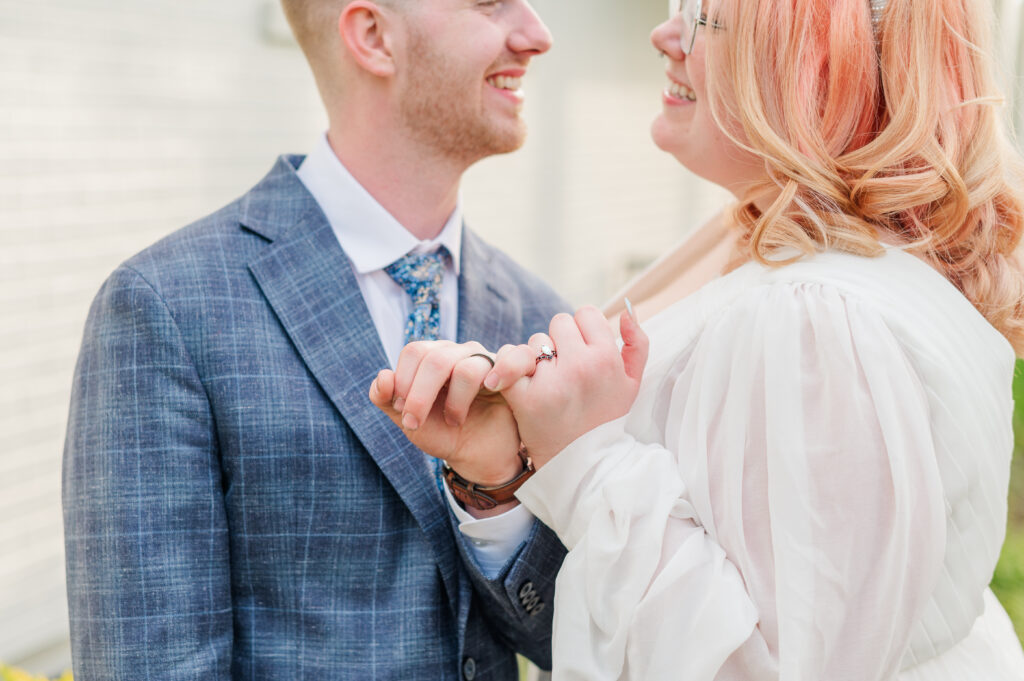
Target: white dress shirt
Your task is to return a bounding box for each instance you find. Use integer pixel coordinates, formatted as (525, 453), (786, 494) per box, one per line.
(296, 134), (533, 577)
(296, 134), (462, 369)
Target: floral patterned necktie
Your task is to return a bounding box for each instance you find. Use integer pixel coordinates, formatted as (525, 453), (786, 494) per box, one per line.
(384, 249), (447, 343)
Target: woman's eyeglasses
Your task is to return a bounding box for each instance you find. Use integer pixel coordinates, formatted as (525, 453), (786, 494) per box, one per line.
(668, 0), (722, 55)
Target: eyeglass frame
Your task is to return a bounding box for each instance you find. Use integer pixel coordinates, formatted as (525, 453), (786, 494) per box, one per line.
(669, 0), (723, 55)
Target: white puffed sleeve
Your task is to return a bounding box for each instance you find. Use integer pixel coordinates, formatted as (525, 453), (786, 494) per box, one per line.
(515, 281), (948, 681)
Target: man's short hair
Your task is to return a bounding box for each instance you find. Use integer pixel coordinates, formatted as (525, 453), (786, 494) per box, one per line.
(280, 0), (405, 71)
(280, 0), (348, 69)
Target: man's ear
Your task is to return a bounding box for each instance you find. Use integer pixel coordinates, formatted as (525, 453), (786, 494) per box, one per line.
(339, 1), (399, 77)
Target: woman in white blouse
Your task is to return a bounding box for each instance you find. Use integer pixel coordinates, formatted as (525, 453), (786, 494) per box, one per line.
(371, 0), (1024, 677)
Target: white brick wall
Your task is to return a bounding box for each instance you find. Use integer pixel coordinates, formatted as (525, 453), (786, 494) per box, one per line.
(0, 0), (328, 664)
(1, 0), (1021, 672)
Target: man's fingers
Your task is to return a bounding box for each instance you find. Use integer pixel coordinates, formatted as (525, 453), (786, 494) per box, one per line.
(369, 369), (395, 405)
(400, 342), (488, 430)
(392, 341), (436, 411)
(401, 348), (458, 430)
(443, 355), (497, 426)
(369, 370), (403, 428)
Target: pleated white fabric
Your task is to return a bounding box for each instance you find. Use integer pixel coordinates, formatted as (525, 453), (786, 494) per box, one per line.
(516, 247), (1024, 680)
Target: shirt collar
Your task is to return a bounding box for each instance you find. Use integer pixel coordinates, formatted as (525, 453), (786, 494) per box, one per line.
(296, 134), (463, 275)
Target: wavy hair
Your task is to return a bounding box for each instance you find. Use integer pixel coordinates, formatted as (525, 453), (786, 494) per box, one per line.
(705, 0), (1024, 355)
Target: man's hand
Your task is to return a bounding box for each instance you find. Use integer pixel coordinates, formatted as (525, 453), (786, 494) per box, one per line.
(369, 341), (523, 488)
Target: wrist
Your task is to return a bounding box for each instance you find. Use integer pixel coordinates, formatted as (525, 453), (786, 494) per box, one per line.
(517, 440), (562, 472)
(444, 446), (535, 511)
(455, 457), (523, 487)
(464, 498), (520, 519)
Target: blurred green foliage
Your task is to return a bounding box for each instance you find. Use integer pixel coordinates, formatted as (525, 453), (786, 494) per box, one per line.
(991, 359), (1024, 644)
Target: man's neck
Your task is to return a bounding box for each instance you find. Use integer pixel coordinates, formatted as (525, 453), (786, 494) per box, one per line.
(326, 128), (463, 242)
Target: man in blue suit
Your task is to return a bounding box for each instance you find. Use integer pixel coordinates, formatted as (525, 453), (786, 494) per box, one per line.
(62, 1), (567, 678)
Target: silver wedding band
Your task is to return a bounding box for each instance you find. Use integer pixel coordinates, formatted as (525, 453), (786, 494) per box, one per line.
(468, 352), (496, 368)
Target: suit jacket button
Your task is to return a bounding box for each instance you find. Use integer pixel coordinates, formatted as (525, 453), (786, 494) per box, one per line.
(462, 656), (477, 680)
(518, 580), (544, 615)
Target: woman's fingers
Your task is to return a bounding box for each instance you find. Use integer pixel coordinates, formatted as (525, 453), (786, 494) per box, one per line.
(619, 308), (649, 382)
(486, 343), (539, 392)
(528, 331), (559, 369)
(528, 331), (554, 350)
(575, 305), (616, 347)
(547, 313), (585, 356)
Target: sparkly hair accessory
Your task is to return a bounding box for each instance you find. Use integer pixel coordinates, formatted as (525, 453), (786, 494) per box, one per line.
(870, 0), (887, 39)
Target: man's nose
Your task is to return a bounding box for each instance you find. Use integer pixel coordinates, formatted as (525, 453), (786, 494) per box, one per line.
(508, 1), (553, 56)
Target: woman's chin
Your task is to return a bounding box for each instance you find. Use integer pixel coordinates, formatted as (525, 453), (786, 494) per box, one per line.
(650, 116), (677, 155)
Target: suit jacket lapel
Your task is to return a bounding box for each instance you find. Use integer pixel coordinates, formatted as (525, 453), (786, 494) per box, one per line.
(457, 228), (525, 349)
(241, 157), (461, 611)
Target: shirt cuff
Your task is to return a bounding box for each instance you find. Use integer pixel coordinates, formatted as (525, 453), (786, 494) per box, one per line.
(444, 483), (536, 579)
(515, 417), (632, 548)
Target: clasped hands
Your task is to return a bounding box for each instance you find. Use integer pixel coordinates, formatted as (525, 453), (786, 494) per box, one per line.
(368, 305), (649, 503)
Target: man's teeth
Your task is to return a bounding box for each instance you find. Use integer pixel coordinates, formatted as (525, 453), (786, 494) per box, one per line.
(668, 80), (697, 101)
(488, 75), (522, 91)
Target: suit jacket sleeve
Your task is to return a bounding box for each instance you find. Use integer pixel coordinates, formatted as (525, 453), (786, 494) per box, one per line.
(62, 265), (232, 680)
(452, 508), (565, 671)
(450, 275), (570, 671)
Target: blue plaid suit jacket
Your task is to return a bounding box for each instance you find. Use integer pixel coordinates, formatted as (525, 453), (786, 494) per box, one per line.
(62, 157), (569, 680)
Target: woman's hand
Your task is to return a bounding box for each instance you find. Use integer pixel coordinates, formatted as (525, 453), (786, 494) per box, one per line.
(487, 306), (649, 469)
(369, 341), (523, 487)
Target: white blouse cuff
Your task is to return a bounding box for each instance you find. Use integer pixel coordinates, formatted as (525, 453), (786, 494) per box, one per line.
(515, 417), (631, 547)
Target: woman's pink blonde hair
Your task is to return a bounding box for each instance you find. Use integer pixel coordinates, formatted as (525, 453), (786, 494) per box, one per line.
(706, 0), (1024, 355)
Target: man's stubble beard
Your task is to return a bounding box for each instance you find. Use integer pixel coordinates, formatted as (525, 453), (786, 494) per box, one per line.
(398, 27), (527, 166)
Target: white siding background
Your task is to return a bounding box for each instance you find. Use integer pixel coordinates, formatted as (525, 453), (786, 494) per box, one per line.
(0, 0), (1021, 674)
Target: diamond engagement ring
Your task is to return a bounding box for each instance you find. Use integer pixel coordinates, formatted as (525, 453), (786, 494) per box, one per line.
(535, 345), (557, 364)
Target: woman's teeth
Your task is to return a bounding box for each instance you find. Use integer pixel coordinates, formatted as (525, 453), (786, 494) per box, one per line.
(668, 80), (696, 101)
(488, 75), (522, 91)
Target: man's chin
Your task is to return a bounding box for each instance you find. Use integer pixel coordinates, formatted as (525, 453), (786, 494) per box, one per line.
(490, 137), (526, 156)
(489, 121), (529, 155)
(459, 126), (528, 164)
